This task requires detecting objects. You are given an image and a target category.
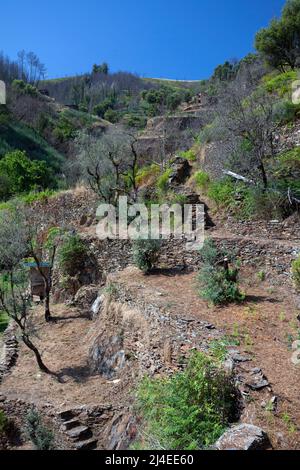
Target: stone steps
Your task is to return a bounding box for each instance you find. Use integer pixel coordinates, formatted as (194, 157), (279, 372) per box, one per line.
(66, 425), (92, 441)
(58, 408), (98, 450)
(74, 438), (98, 451)
(62, 418), (81, 431)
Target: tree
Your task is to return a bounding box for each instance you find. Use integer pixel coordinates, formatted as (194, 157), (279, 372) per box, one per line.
(255, 0), (300, 71)
(27, 227), (62, 323)
(74, 129), (140, 204)
(0, 150), (52, 200)
(217, 79), (282, 189)
(92, 62), (109, 75)
(0, 209), (51, 374)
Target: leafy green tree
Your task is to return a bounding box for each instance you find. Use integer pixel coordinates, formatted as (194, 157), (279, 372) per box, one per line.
(255, 0), (300, 71)
(92, 62), (109, 75)
(0, 150), (51, 199)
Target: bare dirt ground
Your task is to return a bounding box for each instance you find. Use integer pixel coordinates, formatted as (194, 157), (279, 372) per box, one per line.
(0, 304), (134, 410)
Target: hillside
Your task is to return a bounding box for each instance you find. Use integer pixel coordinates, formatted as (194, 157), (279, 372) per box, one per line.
(1, 0), (300, 454)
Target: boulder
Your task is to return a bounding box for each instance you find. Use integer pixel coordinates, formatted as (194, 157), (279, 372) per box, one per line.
(214, 424), (271, 450)
(168, 157), (191, 185)
(74, 285), (99, 312)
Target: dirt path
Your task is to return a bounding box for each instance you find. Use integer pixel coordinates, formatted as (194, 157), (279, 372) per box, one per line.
(0, 304), (132, 409)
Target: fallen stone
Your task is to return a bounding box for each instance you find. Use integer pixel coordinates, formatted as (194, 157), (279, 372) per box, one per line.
(214, 424), (271, 450)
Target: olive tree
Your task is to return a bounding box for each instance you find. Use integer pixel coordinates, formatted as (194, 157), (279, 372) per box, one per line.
(0, 209), (51, 374)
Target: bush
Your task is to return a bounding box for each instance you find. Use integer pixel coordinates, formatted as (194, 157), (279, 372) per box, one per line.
(156, 168), (172, 192)
(24, 409), (54, 450)
(104, 108), (120, 123)
(135, 351), (238, 450)
(198, 239), (244, 305)
(263, 71), (297, 97)
(194, 171), (210, 191)
(0, 311), (9, 334)
(12, 79), (38, 97)
(123, 112), (147, 129)
(179, 149), (197, 162)
(273, 99), (300, 124)
(240, 187), (289, 221)
(136, 164), (160, 186)
(207, 179), (235, 208)
(58, 234), (88, 276)
(93, 96), (116, 118)
(292, 256), (300, 290)
(132, 239), (161, 273)
(53, 113), (76, 142)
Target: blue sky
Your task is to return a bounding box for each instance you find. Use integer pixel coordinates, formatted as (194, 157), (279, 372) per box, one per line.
(1, 0), (286, 80)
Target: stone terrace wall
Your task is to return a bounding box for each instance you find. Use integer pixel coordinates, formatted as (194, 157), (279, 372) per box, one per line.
(84, 235), (300, 285)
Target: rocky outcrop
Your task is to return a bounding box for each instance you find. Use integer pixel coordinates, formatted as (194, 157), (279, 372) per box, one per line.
(168, 157), (191, 185)
(214, 424), (271, 450)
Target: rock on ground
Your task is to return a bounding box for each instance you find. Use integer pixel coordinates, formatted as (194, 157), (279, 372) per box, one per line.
(214, 424), (271, 450)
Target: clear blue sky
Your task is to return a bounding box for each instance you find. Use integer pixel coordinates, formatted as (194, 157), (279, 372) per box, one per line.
(1, 0), (286, 80)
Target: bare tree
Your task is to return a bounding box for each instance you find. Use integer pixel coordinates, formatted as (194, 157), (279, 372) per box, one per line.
(217, 80), (281, 189)
(0, 209), (51, 374)
(74, 129), (140, 204)
(26, 225), (62, 323)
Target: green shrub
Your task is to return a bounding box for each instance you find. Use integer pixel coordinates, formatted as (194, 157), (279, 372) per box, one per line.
(179, 149), (197, 162)
(53, 113), (76, 142)
(156, 168), (172, 192)
(292, 256), (300, 290)
(207, 179), (235, 208)
(123, 112), (147, 129)
(58, 234), (87, 276)
(197, 239), (244, 305)
(263, 71), (297, 97)
(12, 80), (38, 97)
(24, 409), (54, 450)
(104, 108), (120, 123)
(241, 187), (289, 221)
(136, 164), (160, 186)
(132, 239), (161, 273)
(194, 171), (211, 191)
(93, 96), (116, 118)
(135, 351), (238, 450)
(273, 99), (300, 124)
